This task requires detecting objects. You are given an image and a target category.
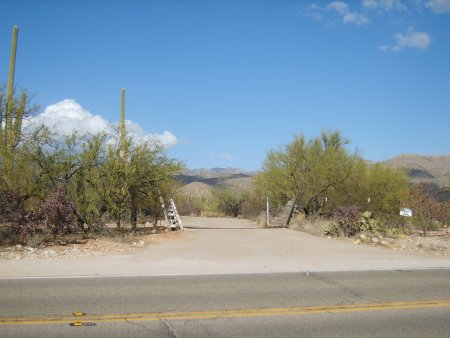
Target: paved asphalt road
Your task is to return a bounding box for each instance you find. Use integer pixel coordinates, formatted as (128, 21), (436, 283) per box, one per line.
(1, 217), (449, 336)
(1, 270), (449, 337)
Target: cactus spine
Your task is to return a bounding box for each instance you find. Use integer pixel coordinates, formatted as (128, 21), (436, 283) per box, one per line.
(4, 25), (18, 152)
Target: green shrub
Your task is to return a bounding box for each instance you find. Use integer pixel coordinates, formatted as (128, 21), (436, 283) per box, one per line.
(324, 207), (389, 237)
(324, 206), (361, 237)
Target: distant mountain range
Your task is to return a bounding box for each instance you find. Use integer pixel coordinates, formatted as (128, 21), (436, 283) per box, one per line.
(178, 155), (450, 200)
(182, 167), (255, 177)
(383, 154), (450, 200)
(177, 168), (254, 197)
(384, 154), (450, 187)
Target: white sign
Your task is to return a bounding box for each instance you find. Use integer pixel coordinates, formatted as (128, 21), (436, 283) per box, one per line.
(400, 208), (412, 217)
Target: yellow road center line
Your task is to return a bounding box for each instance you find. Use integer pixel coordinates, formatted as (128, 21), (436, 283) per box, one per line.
(1, 300), (450, 326)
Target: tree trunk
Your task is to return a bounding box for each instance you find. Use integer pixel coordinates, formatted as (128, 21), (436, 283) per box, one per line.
(422, 221), (428, 237)
(130, 192), (137, 230)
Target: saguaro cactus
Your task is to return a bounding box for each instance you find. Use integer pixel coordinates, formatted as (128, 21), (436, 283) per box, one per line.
(119, 88), (127, 158)
(4, 25), (19, 151)
(0, 92), (3, 141)
(120, 88), (126, 141)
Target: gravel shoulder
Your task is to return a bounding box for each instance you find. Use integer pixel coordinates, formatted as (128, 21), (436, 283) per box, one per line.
(0, 230), (185, 260)
(294, 220), (450, 257)
(357, 232), (449, 256)
(0, 216), (449, 278)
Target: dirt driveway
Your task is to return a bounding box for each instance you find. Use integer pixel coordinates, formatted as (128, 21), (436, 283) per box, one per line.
(1, 217), (449, 278)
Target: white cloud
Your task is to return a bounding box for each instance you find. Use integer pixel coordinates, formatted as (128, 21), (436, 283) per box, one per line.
(26, 99), (112, 136)
(302, 3), (324, 21)
(125, 120), (177, 148)
(25, 99), (177, 148)
(343, 12), (370, 24)
(426, 0), (450, 13)
(309, 3), (322, 10)
(379, 28), (432, 51)
(327, 1), (369, 25)
(327, 1), (349, 14)
(379, 30), (432, 51)
(303, 2), (368, 25)
(363, 0), (407, 11)
(394, 30), (431, 50)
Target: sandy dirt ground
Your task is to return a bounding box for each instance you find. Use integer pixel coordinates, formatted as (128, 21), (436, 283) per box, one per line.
(0, 216), (449, 278)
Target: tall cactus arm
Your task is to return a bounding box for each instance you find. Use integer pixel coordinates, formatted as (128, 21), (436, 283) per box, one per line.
(5, 25), (19, 150)
(119, 88), (127, 158)
(120, 88), (126, 144)
(0, 91), (3, 141)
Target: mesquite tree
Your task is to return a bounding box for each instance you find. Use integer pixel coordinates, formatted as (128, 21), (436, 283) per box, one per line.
(256, 131), (409, 219)
(255, 131), (356, 217)
(404, 185), (449, 237)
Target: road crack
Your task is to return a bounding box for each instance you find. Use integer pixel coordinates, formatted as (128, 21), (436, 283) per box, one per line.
(160, 318), (178, 338)
(309, 273), (383, 304)
(125, 319), (153, 331)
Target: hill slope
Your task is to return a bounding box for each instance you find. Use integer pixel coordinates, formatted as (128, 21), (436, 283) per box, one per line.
(178, 155), (450, 200)
(176, 168), (254, 197)
(384, 154), (450, 188)
(384, 154), (450, 201)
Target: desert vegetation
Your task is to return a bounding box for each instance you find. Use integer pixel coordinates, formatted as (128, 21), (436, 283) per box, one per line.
(0, 26), (182, 246)
(258, 132), (449, 237)
(176, 131), (449, 238)
(175, 184), (264, 220)
(0, 109), (182, 246)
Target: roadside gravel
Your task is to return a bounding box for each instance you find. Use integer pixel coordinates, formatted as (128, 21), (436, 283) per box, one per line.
(0, 230), (184, 260)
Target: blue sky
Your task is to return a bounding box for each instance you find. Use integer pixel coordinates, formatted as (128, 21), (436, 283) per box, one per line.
(1, 0), (449, 171)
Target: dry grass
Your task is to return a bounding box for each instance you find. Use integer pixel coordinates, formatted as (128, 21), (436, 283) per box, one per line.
(289, 215), (330, 237)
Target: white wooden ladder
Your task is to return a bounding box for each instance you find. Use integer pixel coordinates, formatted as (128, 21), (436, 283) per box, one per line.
(167, 198), (183, 230)
(159, 194), (183, 231)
